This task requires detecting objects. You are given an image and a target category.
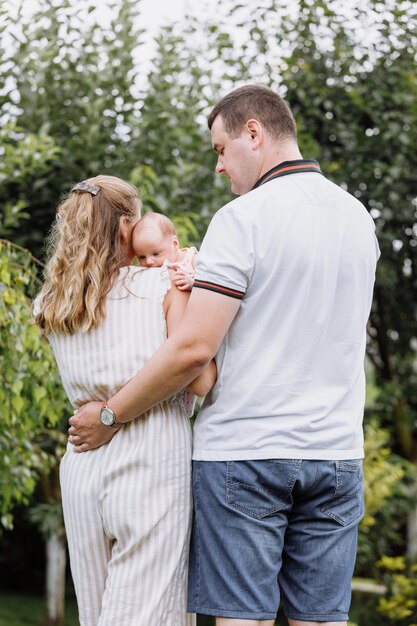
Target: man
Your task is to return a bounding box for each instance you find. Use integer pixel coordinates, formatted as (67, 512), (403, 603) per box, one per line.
(71, 84), (380, 626)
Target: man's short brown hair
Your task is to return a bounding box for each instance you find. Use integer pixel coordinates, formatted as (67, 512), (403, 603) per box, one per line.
(208, 84), (297, 142)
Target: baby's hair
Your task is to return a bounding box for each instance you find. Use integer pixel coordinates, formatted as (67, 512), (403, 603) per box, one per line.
(134, 212), (177, 238)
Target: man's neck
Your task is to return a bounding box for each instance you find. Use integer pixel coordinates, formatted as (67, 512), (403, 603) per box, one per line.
(259, 144), (303, 179)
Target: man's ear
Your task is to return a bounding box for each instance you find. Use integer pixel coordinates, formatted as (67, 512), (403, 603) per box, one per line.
(246, 119), (263, 149)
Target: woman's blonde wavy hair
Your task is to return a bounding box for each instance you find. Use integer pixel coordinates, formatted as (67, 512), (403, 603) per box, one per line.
(35, 175), (141, 335)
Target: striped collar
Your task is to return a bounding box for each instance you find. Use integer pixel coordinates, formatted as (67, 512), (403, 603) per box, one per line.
(252, 159), (322, 190)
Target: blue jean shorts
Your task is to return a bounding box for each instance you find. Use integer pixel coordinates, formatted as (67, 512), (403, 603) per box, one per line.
(188, 459), (364, 622)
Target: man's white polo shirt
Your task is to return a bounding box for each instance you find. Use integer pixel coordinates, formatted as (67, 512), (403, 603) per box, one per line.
(193, 160), (380, 461)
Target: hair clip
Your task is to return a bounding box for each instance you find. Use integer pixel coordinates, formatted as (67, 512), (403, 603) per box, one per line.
(71, 181), (100, 195)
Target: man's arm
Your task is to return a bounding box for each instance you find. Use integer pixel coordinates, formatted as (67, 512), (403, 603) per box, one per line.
(69, 288), (240, 451)
(186, 359), (217, 396)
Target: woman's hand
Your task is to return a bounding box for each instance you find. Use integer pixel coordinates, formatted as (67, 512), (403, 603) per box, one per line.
(68, 401), (121, 452)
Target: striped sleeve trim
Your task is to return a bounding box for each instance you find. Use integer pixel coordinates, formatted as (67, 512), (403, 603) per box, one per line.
(194, 279), (245, 300)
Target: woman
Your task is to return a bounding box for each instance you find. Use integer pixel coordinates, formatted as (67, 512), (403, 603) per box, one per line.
(35, 175), (215, 626)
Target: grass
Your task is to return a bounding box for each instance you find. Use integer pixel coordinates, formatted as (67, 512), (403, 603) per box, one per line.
(0, 591), (79, 626)
(0, 590), (371, 625)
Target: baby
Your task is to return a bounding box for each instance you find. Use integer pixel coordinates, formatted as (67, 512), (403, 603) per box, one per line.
(132, 211), (202, 416)
(132, 212), (197, 291)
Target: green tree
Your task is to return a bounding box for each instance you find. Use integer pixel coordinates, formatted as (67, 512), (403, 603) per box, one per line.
(1, 0), (142, 257)
(212, 0), (417, 559)
(0, 239), (69, 528)
(377, 556), (417, 626)
(0, 239), (70, 623)
(131, 20), (232, 244)
(0, 123), (60, 238)
(358, 420), (413, 576)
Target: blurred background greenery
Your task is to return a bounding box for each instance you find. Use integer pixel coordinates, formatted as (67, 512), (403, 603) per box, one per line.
(1, 0), (416, 624)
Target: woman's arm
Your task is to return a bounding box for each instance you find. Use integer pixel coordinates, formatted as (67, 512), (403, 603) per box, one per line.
(164, 272), (216, 396)
(186, 360), (216, 396)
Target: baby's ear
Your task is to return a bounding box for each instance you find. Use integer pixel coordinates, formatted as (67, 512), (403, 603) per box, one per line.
(173, 236), (179, 249)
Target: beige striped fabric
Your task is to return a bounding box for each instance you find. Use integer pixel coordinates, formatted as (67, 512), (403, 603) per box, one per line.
(48, 265), (195, 626)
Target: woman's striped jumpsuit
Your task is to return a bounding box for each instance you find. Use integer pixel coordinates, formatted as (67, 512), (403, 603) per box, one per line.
(47, 265), (195, 626)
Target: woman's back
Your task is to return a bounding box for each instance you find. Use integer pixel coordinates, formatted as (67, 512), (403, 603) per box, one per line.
(47, 265), (172, 408)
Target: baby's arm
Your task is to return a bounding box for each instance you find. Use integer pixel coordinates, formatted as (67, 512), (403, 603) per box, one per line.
(169, 247), (197, 292)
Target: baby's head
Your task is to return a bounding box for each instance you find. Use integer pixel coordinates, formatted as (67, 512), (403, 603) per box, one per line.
(132, 212), (180, 267)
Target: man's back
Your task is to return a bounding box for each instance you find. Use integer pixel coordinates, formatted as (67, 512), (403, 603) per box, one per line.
(194, 170), (380, 460)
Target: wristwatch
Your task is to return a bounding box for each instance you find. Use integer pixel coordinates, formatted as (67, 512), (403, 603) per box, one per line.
(99, 402), (120, 428)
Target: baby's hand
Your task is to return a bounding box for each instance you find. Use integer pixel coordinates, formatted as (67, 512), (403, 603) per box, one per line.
(172, 269), (194, 291)
(167, 262), (181, 271)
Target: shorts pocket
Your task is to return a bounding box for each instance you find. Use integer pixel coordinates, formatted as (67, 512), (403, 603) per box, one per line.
(321, 459), (364, 526)
(226, 460), (301, 520)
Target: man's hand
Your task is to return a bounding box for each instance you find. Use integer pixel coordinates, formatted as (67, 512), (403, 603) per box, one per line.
(68, 401), (120, 452)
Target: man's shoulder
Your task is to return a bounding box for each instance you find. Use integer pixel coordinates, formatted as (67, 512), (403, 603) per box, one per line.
(218, 192), (247, 213)
(216, 187), (264, 220)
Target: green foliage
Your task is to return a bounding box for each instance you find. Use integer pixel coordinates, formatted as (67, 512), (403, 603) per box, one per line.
(29, 501), (64, 539)
(1, 2), (234, 253)
(377, 556), (417, 625)
(0, 123), (60, 237)
(132, 21), (232, 245)
(362, 420), (405, 529)
(0, 240), (69, 529)
(357, 419), (413, 576)
(1, 0), (142, 257)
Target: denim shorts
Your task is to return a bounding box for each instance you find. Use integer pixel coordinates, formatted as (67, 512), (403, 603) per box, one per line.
(188, 458), (364, 621)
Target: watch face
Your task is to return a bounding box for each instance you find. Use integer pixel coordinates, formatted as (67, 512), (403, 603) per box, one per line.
(100, 407), (115, 426)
